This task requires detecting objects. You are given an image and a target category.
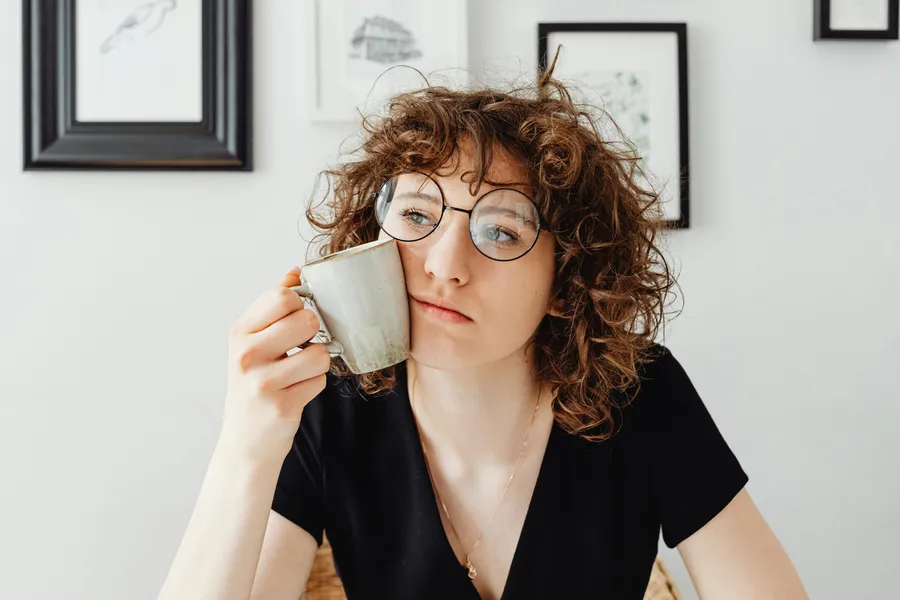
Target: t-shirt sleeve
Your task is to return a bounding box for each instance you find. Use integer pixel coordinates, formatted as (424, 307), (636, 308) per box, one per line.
(636, 345), (749, 548)
(270, 383), (329, 546)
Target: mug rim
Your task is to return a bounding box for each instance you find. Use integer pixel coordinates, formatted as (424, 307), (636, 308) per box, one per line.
(302, 238), (394, 269)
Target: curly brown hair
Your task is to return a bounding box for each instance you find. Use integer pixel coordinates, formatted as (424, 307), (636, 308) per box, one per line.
(304, 53), (681, 441)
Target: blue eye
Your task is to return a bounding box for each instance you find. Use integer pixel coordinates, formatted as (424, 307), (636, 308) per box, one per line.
(477, 225), (519, 245)
(398, 208), (435, 228)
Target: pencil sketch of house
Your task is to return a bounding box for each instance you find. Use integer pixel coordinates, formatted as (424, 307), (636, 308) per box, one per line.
(348, 15), (423, 64)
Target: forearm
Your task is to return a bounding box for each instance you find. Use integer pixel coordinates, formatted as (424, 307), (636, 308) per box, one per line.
(157, 438), (286, 600)
(679, 489), (808, 600)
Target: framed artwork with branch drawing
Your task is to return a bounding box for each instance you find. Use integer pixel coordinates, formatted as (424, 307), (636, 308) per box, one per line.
(22, 0), (253, 170)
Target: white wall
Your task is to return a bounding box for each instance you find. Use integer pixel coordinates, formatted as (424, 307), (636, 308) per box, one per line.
(1, 1), (898, 599)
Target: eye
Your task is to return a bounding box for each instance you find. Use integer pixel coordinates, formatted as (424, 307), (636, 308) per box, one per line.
(399, 208), (435, 227)
(477, 225), (519, 244)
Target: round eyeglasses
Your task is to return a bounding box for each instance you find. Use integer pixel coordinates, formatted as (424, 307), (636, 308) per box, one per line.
(372, 172), (546, 262)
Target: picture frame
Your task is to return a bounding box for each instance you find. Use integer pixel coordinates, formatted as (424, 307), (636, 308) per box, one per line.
(814, 0), (899, 40)
(22, 0), (253, 171)
(308, 0), (468, 123)
(538, 23), (690, 228)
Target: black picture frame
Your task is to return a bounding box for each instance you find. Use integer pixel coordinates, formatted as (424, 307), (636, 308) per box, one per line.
(538, 23), (690, 229)
(814, 0), (900, 40)
(22, 0), (253, 171)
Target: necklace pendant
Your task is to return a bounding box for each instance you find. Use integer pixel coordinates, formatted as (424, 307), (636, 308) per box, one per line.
(466, 560), (477, 579)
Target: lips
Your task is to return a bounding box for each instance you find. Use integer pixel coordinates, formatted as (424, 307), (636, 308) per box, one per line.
(410, 294), (473, 323)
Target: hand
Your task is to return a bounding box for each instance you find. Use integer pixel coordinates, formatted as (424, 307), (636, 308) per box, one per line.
(219, 267), (330, 464)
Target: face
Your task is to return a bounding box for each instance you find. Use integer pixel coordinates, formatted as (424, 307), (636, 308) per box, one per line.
(377, 145), (557, 371)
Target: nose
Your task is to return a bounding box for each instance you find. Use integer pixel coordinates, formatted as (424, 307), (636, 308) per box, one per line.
(422, 210), (472, 286)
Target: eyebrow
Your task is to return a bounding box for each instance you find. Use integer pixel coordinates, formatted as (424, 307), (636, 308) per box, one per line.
(394, 191), (441, 205)
(480, 178), (534, 199)
(475, 205), (539, 228)
(488, 181), (531, 192)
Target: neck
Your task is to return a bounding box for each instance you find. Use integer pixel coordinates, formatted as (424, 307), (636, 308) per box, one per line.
(407, 351), (547, 472)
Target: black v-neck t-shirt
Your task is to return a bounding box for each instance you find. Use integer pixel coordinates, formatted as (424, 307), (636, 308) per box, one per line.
(272, 344), (748, 599)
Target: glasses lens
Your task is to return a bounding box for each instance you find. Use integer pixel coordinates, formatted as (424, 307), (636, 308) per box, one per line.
(470, 190), (541, 261)
(374, 174), (443, 242)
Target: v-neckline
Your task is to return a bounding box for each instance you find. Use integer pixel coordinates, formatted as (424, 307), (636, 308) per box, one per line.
(396, 366), (560, 600)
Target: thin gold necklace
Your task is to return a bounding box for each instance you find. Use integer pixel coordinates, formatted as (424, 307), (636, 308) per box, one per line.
(410, 378), (543, 580)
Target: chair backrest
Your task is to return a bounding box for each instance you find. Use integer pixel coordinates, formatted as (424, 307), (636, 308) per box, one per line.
(302, 535), (681, 600)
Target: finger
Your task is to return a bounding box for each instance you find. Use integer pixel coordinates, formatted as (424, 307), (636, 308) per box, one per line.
(253, 308), (321, 361)
(235, 285), (305, 335)
(267, 342), (332, 390)
(276, 372), (329, 417)
(280, 266), (302, 289)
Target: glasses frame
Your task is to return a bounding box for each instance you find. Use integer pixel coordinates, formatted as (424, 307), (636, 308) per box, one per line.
(372, 171), (549, 263)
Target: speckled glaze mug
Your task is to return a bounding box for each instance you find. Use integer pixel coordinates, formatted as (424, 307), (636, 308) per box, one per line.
(291, 238), (410, 374)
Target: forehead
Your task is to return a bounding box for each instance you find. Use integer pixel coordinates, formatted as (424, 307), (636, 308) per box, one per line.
(431, 142), (532, 196)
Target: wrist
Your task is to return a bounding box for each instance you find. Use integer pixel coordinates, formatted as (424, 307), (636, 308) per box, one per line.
(213, 431), (291, 476)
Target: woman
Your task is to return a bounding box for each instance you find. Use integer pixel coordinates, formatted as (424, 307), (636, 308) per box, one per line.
(157, 59), (808, 600)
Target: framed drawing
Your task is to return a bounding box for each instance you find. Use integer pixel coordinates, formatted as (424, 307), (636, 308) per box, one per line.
(539, 23), (690, 228)
(23, 0), (253, 171)
(308, 0), (468, 123)
(814, 0), (899, 40)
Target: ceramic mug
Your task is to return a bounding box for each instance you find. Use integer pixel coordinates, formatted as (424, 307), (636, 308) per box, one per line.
(290, 238), (410, 374)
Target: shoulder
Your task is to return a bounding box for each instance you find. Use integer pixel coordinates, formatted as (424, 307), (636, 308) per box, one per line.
(621, 343), (698, 411)
(612, 342), (718, 438)
(634, 342), (689, 389)
(624, 346), (749, 548)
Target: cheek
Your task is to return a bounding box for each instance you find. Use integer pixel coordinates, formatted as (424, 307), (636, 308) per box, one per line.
(516, 237), (556, 301)
(395, 241), (424, 281)
(484, 260), (554, 322)
(516, 245), (556, 321)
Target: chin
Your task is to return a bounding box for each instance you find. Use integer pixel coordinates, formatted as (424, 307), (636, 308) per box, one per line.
(408, 328), (479, 371)
(408, 319), (528, 372)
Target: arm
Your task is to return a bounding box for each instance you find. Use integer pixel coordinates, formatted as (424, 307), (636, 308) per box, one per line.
(250, 511), (319, 600)
(156, 441), (316, 600)
(677, 488), (809, 600)
(158, 268), (329, 600)
(156, 440), (284, 600)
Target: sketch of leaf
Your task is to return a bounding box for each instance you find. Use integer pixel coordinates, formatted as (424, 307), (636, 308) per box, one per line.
(574, 69), (652, 164)
(100, 0), (178, 55)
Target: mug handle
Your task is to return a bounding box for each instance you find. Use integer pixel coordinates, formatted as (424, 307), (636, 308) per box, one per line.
(290, 284), (344, 357)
